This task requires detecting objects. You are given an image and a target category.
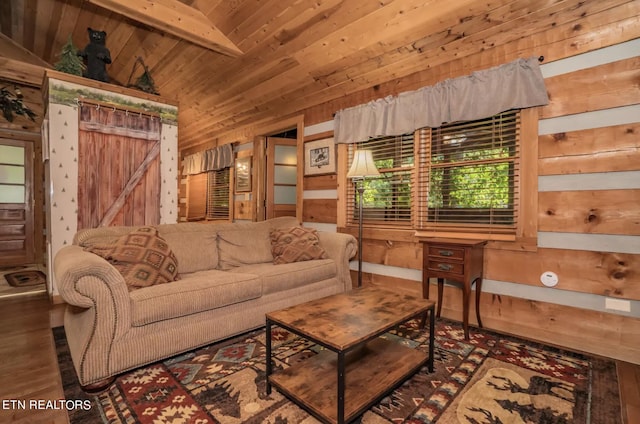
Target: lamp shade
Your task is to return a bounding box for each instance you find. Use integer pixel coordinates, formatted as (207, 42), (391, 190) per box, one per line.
(347, 149), (380, 179)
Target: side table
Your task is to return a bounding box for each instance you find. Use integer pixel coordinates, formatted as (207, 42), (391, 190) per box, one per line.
(420, 238), (487, 340)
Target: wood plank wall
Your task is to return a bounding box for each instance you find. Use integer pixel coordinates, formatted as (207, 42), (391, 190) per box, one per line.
(1, 0), (634, 364)
(169, 3), (640, 362)
(295, 8), (640, 362)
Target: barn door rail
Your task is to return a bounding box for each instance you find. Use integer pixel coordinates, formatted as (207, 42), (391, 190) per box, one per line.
(75, 98), (161, 120)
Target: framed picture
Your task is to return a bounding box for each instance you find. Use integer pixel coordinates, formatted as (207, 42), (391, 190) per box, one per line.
(235, 156), (252, 192)
(304, 137), (336, 176)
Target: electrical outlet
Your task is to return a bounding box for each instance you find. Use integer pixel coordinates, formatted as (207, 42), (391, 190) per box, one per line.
(605, 298), (631, 312)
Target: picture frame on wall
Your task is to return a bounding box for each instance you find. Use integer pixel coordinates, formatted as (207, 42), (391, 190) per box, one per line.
(304, 137), (336, 176)
(235, 156), (252, 192)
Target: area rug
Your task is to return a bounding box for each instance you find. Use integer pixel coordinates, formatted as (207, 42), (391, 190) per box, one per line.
(0, 266), (47, 298)
(4, 270), (46, 287)
(54, 318), (621, 423)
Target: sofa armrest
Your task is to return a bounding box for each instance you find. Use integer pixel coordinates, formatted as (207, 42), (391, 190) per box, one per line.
(55, 245), (130, 311)
(54, 245), (133, 385)
(318, 231), (358, 291)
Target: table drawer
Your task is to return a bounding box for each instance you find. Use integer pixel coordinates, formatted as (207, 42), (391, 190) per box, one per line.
(427, 245), (465, 260)
(427, 260), (464, 275)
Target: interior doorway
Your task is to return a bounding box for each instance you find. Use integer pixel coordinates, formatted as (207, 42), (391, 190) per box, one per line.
(253, 118), (303, 222)
(0, 137), (35, 267)
(265, 135), (297, 219)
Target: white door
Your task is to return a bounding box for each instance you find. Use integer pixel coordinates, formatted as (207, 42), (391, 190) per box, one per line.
(265, 137), (297, 219)
(0, 138), (34, 266)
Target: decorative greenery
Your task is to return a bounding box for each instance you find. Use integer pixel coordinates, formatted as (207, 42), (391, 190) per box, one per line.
(0, 85), (37, 122)
(127, 57), (159, 95)
(54, 36), (85, 76)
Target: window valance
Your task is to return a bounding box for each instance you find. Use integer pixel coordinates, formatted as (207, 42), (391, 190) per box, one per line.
(183, 144), (234, 175)
(334, 57), (549, 144)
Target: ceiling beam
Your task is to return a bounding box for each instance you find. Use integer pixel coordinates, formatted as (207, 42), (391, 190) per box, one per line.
(0, 57), (46, 87)
(0, 33), (52, 68)
(87, 0), (242, 57)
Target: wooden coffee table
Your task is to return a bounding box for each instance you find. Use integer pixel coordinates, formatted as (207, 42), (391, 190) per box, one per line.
(265, 286), (436, 424)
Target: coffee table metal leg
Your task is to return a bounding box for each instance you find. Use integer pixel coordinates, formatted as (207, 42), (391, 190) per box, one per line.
(337, 351), (345, 424)
(428, 307), (435, 373)
(266, 319), (272, 395)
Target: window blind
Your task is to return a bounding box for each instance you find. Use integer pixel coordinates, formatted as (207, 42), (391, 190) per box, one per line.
(206, 168), (230, 220)
(186, 173), (207, 221)
(347, 133), (414, 227)
(417, 110), (520, 233)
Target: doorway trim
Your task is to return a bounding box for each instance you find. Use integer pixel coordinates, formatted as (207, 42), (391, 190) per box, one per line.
(0, 130), (39, 266)
(252, 115), (304, 222)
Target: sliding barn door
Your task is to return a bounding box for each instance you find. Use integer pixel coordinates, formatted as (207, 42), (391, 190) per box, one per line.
(77, 104), (161, 229)
(0, 138), (34, 266)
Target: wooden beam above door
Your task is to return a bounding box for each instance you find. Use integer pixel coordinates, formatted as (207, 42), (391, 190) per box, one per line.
(86, 0), (243, 57)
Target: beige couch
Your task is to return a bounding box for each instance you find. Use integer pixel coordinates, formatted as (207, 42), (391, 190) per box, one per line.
(54, 217), (357, 389)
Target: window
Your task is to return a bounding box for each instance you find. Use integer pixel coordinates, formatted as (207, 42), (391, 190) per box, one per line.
(186, 173), (206, 221)
(347, 133), (414, 227)
(206, 168), (230, 220)
(0, 145), (26, 203)
(417, 110), (520, 234)
(339, 108), (533, 243)
(186, 168), (230, 221)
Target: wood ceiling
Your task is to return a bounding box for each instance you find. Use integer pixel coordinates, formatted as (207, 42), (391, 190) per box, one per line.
(0, 0), (629, 150)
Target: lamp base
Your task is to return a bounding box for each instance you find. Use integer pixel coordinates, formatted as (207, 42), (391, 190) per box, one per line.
(357, 183), (364, 288)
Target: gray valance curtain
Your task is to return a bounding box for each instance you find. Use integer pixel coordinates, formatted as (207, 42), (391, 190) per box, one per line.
(334, 57), (549, 144)
(183, 144), (234, 175)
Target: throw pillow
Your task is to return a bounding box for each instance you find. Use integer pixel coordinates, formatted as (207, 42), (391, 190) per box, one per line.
(85, 227), (179, 291)
(270, 226), (328, 265)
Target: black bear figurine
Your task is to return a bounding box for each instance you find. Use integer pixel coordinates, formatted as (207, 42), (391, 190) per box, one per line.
(78, 28), (111, 82)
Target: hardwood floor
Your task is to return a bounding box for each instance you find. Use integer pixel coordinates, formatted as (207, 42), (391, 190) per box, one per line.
(0, 293), (637, 423)
(619, 360), (640, 424)
(0, 293), (67, 423)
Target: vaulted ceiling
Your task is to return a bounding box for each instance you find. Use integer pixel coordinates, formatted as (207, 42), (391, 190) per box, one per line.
(0, 0), (610, 150)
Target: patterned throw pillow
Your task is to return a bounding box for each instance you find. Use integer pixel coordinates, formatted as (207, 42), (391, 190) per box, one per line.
(270, 226), (328, 265)
(86, 227), (179, 291)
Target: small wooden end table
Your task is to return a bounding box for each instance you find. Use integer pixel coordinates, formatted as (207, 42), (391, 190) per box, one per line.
(420, 238), (487, 340)
(265, 287), (436, 424)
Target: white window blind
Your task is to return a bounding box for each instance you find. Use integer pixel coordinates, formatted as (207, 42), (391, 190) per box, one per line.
(417, 110), (520, 233)
(206, 168), (230, 220)
(347, 133), (414, 227)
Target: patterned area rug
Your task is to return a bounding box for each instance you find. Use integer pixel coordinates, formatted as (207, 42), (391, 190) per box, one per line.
(0, 265), (47, 297)
(4, 270), (46, 287)
(54, 319), (621, 424)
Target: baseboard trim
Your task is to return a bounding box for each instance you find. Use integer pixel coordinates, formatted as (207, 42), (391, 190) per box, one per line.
(50, 294), (65, 304)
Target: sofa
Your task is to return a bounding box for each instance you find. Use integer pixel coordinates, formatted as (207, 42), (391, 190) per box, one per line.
(54, 216), (357, 390)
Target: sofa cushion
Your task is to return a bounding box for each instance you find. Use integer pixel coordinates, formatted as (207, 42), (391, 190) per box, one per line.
(217, 229), (273, 270)
(85, 227), (179, 291)
(157, 223), (218, 273)
(129, 270), (262, 326)
(74, 225), (143, 247)
(216, 217), (302, 270)
(270, 226), (328, 264)
(230, 259), (336, 295)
